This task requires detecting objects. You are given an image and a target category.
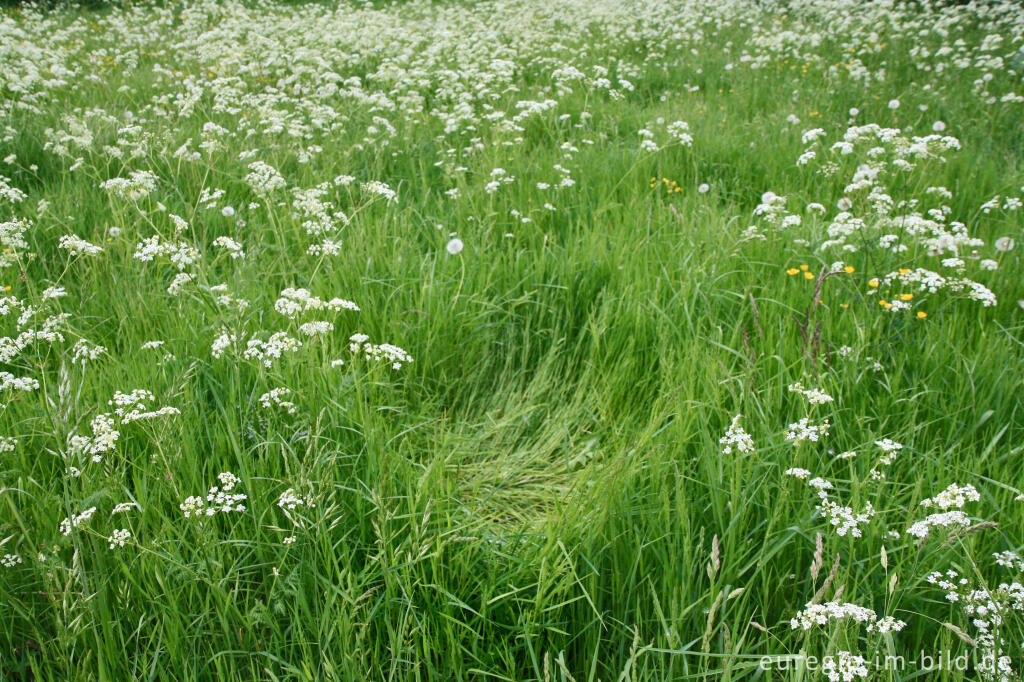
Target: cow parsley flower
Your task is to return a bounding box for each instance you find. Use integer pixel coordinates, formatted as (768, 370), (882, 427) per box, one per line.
(785, 418), (831, 445)
(719, 415), (754, 455)
(822, 652), (869, 682)
(108, 529), (131, 549)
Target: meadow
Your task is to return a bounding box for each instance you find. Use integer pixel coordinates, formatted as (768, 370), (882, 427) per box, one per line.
(1, 0), (1024, 679)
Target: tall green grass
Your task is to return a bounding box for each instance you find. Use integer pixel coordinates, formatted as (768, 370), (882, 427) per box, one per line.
(1, 0), (1023, 679)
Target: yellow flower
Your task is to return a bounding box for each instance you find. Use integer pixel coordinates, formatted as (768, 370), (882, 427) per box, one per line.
(868, 279), (879, 287)
(899, 268), (911, 274)
(840, 303), (849, 308)
(799, 264), (809, 271)
(843, 265), (855, 274)
(899, 293), (913, 301)
(917, 311), (927, 319)
(804, 271), (815, 280)
(786, 268), (800, 275)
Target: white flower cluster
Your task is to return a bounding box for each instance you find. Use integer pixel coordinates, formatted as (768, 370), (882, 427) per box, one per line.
(348, 333), (413, 370)
(790, 600), (905, 633)
(927, 567), (1024, 682)
(108, 389), (180, 424)
(789, 461), (874, 538)
(819, 498), (876, 538)
(68, 414), (119, 462)
(822, 652), (869, 682)
(719, 414), (755, 455)
(212, 236), (245, 259)
(905, 510), (971, 539)
(299, 320), (334, 337)
(180, 472), (247, 518)
(70, 339), (107, 365)
(100, 170), (157, 200)
(108, 528), (131, 549)
(0, 218), (31, 268)
(243, 332), (303, 368)
(0, 175), (27, 204)
(245, 161), (287, 197)
(274, 288), (359, 318)
(259, 387), (297, 414)
(59, 234), (103, 256)
(993, 551), (1024, 572)
(1, 553), (23, 567)
(920, 483), (980, 510)
(211, 330), (236, 359)
(361, 180), (397, 203)
(67, 390), (178, 465)
(111, 501), (139, 515)
(784, 417), (831, 446)
(877, 268), (997, 308)
(0, 309), (68, 364)
(59, 506), (97, 535)
(277, 488), (313, 511)
(291, 183), (349, 238)
(787, 383), (834, 405)
(133, 235), (200, 271)
(0, 371), (39, 406)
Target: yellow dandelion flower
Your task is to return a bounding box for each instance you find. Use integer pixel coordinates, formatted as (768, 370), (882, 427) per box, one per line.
(899, 268), (911, 274)
(843, 265), (855, 274)
(868, 279), (879, 287)
(916, 311), (927, 319)
(804, 272), (815, 280)
(899, 293), (913, 301)
(786, 268), (800, 275)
